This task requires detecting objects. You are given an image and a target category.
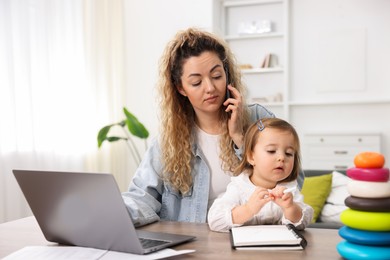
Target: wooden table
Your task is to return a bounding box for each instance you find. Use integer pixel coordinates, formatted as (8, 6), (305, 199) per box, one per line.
(0, 216), (343, 259)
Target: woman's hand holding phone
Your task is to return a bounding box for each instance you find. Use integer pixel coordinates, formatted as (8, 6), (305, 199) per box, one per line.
(225, 85), (244, 148)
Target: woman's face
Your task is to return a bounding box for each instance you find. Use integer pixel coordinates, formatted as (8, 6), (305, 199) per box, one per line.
(178, 51), (227, 117)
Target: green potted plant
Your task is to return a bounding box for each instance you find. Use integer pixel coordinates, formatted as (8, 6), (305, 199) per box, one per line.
(97, 107), (149, 165)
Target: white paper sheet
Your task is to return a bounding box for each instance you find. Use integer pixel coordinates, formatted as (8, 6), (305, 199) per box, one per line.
(3, 246), (195, 260)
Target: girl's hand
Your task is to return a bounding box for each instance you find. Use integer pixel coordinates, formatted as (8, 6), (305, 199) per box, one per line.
(246, 187), (272, 215)
(269, 187), (303, 223)
(268, 187), (294, 209)
(224, 85), (244, 148)
(232, 187), (271, 224)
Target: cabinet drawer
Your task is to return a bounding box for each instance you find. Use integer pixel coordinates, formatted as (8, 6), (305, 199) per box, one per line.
(305, 135), (380, 146)
(302, 133), (381, 170)
(304, 160), (352, 171)
(307, 145), (381, 159)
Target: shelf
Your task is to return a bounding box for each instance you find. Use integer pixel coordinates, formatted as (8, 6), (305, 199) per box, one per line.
(252, 98), (284, 106)
(223, 0), (283, 8)
(259, 102), (284, 107)
(219, 0), (288, 117)
(288, 99), (390, 106)
(241, 67), (283, 74)
(224, 32), (284, 41)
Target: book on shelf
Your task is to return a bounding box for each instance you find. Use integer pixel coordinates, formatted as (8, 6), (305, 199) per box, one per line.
(261, 53), (278, 68)
(229, 224), (307, 250)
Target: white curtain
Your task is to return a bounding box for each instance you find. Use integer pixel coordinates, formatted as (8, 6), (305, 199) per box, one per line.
(0, 0), (131, 223)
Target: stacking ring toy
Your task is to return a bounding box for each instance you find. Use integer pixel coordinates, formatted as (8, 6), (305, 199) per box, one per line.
(345, 196), (390, 212)
(354, 152), (385, 168)
(339, 226), (390, 246)
(340, 209), (390, 231)
(337, 240), (390, 260)
(347, 167), (389, 182)
(347, 179), (390, 198)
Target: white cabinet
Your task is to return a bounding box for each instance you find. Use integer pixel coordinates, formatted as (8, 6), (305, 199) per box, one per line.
(216, 0), (289, 118)
(302, 133), (381, 171)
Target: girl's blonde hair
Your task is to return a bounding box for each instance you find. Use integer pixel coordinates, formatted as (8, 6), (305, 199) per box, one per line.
(157, 27), (251, 194)
(234, 118), (302, 184)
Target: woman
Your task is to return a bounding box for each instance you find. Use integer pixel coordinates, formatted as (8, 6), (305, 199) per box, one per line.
(122, 27), (303, 227)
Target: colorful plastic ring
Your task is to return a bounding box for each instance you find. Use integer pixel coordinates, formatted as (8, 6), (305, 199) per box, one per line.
(341, 209), (390, 231)
(339, 226), (390, 246)
(347, 167), (389, 182)
(347, 179), (390, 198)
(345, 196), (390, 212)
(354, 152), (385, 169)
(337, 240), (390, 260)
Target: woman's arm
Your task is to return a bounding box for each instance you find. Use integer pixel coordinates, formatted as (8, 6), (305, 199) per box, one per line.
(121, 137), (163, 227)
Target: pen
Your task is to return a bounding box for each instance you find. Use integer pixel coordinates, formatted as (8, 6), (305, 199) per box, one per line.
(283, 187), (297, 194)
(267, 187), (297, 194)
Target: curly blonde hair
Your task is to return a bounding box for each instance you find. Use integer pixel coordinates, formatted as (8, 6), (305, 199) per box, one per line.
(234, 118), (302, 184)
(157, 28), (251, 194)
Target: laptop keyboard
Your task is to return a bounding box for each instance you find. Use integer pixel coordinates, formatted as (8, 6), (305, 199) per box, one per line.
(139, 237), (171, 249)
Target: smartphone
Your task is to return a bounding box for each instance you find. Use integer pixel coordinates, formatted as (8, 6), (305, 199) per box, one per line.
(224, 66), (231, 101)
(224, 66), (232, 117)
(225, 86), (231, 100)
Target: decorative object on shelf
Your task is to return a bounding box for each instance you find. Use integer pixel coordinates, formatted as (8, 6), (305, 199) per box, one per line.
(97, 107), (149, 166)
(261, 53), (279, 68)
(252, 92), (283, 104)
(238, 20), (272, 35)
(239, 64), (253, 70)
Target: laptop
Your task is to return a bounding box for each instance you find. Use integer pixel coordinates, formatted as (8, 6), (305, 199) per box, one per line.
(12, 169), (195, 254)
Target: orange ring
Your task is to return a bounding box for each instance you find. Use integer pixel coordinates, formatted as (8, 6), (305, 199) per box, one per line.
(354, 152), (385, 168)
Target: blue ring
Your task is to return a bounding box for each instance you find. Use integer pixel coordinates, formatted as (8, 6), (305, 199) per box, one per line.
(337, 240), (390, 260)
(339, 226), (390, 246)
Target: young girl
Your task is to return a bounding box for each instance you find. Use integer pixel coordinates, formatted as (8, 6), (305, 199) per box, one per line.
(208, 118), (313, 232)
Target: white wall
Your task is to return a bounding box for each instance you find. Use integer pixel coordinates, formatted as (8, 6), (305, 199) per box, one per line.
(291, 0), (390, 102)
(290, 0), (390, 168)
(122, 0), (214, 179)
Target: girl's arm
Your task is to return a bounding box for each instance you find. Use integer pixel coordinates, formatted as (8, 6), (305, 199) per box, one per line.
(270, 186), (314, 230)
(232, 187), (271, 224)
(281, 201), (303, 223)
(208, 183), (243, 232)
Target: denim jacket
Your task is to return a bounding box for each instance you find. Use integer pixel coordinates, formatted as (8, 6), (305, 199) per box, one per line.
(122, 104), (303, 227)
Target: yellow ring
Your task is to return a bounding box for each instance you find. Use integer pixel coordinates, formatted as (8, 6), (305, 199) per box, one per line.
(341, 209), (390, 231)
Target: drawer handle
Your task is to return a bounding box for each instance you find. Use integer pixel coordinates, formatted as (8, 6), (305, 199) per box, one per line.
(334, 150), (348, 155)
(334, 165), (348, 170)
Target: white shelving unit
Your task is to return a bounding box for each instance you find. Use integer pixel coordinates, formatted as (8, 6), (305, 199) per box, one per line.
(216, 0), (290, 119)
(213, 0), (390, 170)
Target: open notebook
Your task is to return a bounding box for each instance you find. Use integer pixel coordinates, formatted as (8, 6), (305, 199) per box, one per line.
(230, 224), (307, 250)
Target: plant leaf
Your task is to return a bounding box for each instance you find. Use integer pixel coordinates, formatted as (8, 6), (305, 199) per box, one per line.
(97, 125), (113, 147)
(106, 136), (127, 142)
(97, 123), (128, 147)
(123, 107), (149, 139)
